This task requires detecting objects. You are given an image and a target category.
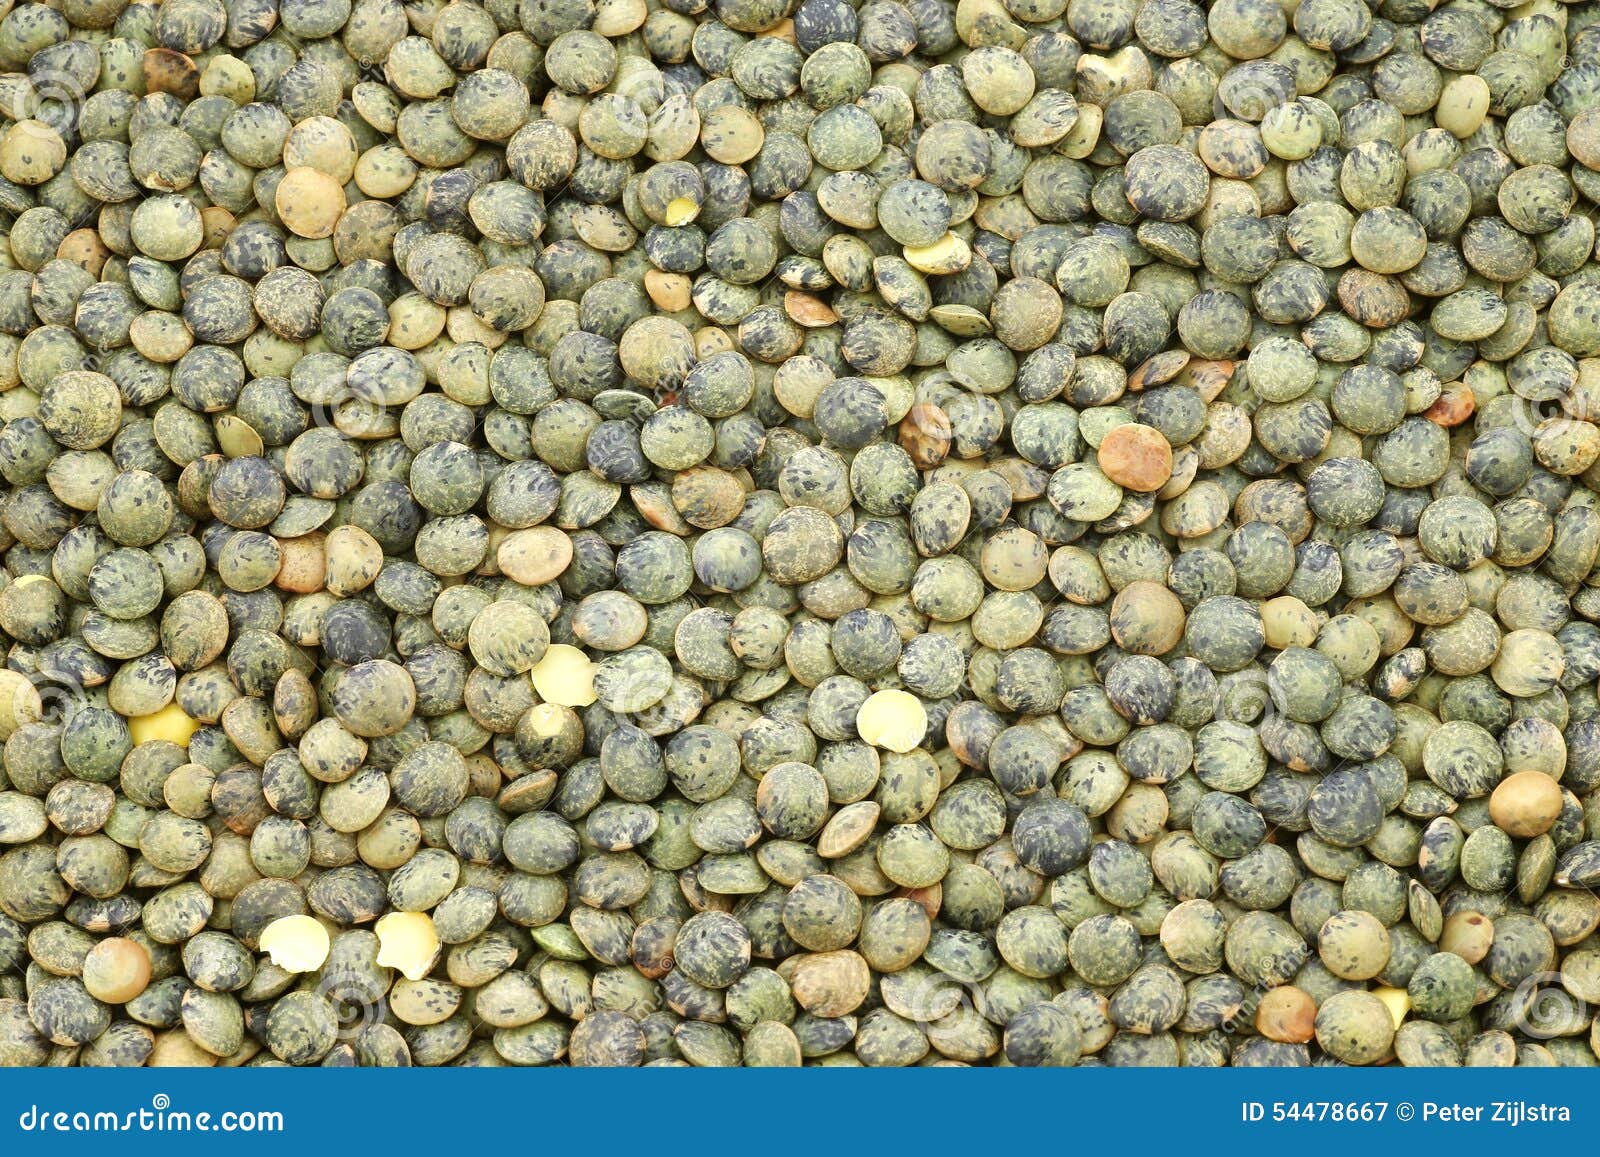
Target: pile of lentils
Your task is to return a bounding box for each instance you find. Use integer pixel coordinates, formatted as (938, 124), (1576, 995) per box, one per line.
(8, 0), (1600, 1072)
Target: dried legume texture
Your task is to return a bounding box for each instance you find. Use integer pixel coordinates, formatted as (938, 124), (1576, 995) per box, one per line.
(3, 0), (1600, 1072)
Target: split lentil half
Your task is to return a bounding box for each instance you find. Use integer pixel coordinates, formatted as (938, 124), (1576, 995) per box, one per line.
(3, 0), (1600, 1072)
